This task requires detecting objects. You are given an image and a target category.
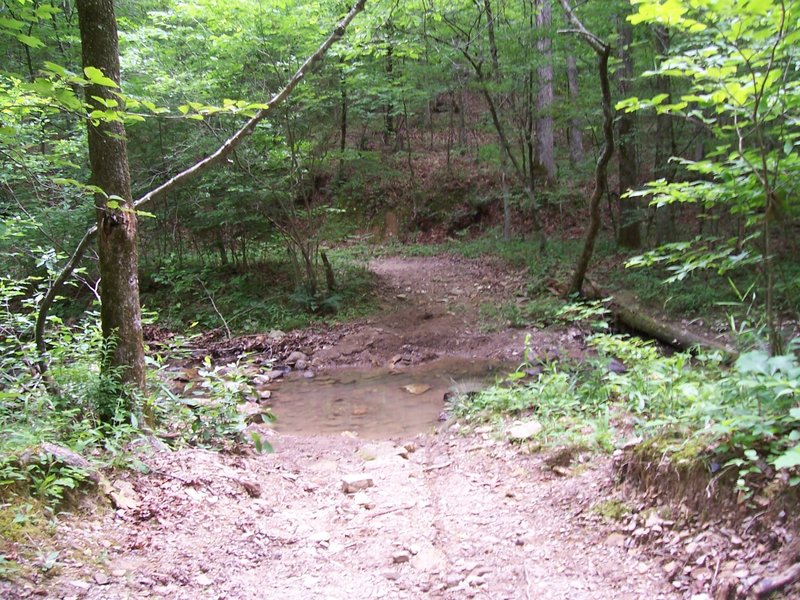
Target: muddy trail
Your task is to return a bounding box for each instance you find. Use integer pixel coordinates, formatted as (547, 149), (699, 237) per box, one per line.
(6, 256), (683, 599)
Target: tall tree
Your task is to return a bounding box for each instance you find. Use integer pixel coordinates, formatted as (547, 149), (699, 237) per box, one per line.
(566, 53), (584, 164)
(76, 0), (146, 393)
(616, 13), (641, 248)
(536, 0), (556, 184)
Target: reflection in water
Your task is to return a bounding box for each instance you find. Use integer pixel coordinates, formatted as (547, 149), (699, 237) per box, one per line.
(265, 358), (508, 438)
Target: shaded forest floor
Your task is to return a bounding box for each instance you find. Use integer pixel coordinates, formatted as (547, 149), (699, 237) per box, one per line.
(2, 255), (795, 599)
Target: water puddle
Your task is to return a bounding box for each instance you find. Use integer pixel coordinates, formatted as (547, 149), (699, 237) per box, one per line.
(266, 358), (510, 438)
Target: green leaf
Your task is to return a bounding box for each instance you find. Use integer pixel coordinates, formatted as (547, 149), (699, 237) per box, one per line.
(0, 17), (26, 31)
(735, 350), (770, 375)
(43, 61), (70, 77)
(16, 34), (45, 48)
(774, 445), (800, 470)
(83, 66), (119, 88)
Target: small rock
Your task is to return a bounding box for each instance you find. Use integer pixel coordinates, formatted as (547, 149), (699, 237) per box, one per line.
(403, 383), (431, 395)
(605, 533), (626, 547)
(411, 547), (447, 573)
(295, 359), (309, 370)
(393, 551), (411, 564)
(111, 569), (127, 577)
(691, 567), (712, 581)
(446, 573), (464, 588)
(382, 569), (400, 580)
(103, 479), (141, 510)
(94, 573), (110, 585)
(196, 574), (213, 586)
(341, 474), (374, 494)
(268, 329), (286, 340)
(285, 351), (308, 366)
(69, 580), (91, 590)
(508, 421), (543, 442)
(266, 369), (285, 380)
(608, 358), (627, 374)
(258, 390), (271, 400)
(303, 370), (315, 379)
(396, 294), (408, 300)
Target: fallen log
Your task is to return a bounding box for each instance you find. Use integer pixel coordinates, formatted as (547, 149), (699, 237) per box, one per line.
(584, 280), (738, 359)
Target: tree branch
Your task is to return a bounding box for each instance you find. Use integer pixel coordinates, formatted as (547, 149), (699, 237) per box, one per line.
(558, 0), (615, 296)
(35, 0), (367, 373)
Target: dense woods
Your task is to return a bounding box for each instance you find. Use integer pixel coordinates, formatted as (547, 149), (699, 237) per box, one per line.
(1, 0), (800, 595)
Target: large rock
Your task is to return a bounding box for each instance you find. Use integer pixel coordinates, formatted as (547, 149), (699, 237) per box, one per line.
(507, 421), (543, 442)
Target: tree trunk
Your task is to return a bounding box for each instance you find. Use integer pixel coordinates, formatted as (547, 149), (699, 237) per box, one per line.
(558, 0), (614, 296)
(485, 0), (513, 241)
(584, 284), (737, 358)
(653, 26), (677, 244)
(76, 0), (146, 393)
(338, 61), (347, 180)
(616, 16), (640, 249)
(536, 0), (556, 185)
(384, 41), (395, 145)
(566, 54), (584, 164)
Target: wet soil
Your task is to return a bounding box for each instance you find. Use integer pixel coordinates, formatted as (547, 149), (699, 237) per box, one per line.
(0, 255), (716, 599)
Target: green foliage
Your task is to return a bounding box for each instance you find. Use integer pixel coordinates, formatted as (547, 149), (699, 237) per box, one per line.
(455, 310), (800, 493)
(0, 232), (278, 530)
(621, 0), (800, 352)
(167, 356), (275, 448)
(143, 245), (377, 334)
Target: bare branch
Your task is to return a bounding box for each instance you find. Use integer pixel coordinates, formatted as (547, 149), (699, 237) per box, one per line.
(558, 0), (609, 54)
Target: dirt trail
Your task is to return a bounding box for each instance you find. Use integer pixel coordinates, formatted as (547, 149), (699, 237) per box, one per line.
(4, 256), (679, 599)
(310, 255), (583, 368)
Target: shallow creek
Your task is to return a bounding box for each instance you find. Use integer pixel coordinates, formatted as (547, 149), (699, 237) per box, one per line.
(265, 358), (509, 438)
